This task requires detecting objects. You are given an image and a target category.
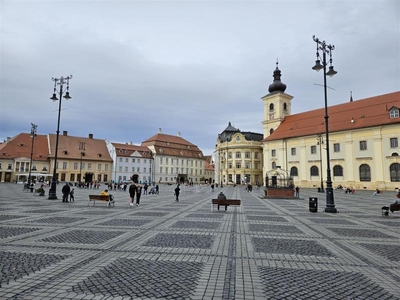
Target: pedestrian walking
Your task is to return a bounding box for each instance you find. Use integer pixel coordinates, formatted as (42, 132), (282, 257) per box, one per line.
(156, 184), (159, 194)
(62, 183), (71, 203)
(174, 184), (180, 202)
(129, 182), (137, 206)
(136, 184), (142, 206)
(295, 186), (300, 197)
(143, 183), (148, 195)
(70, 188), (75, 202)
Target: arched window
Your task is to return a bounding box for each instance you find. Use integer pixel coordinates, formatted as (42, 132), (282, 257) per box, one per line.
(390, 163), (400, 182)
(283, 103), (287, 110)
(333, 165), (343, 176)
(290, 166), (298, 177)
(272, 162), (276, 169)
(269, 103), (274, 111)
(269, 128), (274, 135)
(310, 166), (319, 176)
(359, 164), (371, 181)
(391, 153), (399, 156)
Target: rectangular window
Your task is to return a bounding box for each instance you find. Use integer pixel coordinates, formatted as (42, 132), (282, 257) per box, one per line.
(0, 163), (2, 169)
(160, 167), (163, 173)
(245, 152), (250, 158)
(105, 164), (109, 171)
(390, 137), (398, 148)
(254, 162), (259, 169)
(311, 146), (317, 154)
(97, 174), (102, 182)
(70, 173), (75, 182)
(125, 167), (128, 172)
(60, 173), (66, 181)
(81, 163), (85, 170)
(228, 163), (232, 169)
(137, 167), (140, 172)
(236, 163), (241, 169)
(160, 157), (163, 164)
(119, 158), (122, 162)
(165, 158), (168, 164)
(360, 140), (367, 151)
(98, 164), (101, 170)
(165, 167), (168, 174)
(119, 166), (122, 172)
(334, 143), (340, 152)
(245, 162), (250, 168)
(291, 147), (296, 155)
(8, 163), (12, 170)
(132, 158), (135, 163)
(228, 152), (232, 159)
(137, 159), (140, 163)
(104, 175), (108, 182)
(125, 158), (128, 162)
(62, 162), (67, 170)
(236, 152), (241, 158)
(74, 162), (78, 170)
(271, 149), (276, 157)
(88, 163), (92, 170)
(132, 167), (134, 172)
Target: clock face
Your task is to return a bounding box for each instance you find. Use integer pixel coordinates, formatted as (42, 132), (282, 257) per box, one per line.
(236, 136), (241, 142)
(269, 113), (274, 120)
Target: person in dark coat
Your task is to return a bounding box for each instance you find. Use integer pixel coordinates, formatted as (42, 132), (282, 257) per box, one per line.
(62, 183), (71, 203)
(136, 184), (142, 206)
(174, 184), (180, 202)
(129, 182), (137, 206)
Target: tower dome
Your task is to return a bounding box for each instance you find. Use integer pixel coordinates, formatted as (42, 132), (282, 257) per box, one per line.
(268, 61), (287, 94)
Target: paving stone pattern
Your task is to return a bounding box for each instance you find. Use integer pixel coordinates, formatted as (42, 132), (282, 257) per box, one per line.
(0, 183), (399, 299)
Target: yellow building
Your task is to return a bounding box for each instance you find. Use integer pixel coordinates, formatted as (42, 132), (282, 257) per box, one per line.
(47, 131), (113, 184)
(261, 64), (400, 191)
(215, 122), (263, 186)
(0, 133), (51, 183)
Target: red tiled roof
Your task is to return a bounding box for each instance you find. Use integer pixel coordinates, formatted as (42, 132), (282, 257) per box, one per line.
(0, 133), (49, 160)
(48, 134), (112, 161)
(141, 133), (204, 159)
(264, 91), (400, 141)
(111, 142), (153, 158)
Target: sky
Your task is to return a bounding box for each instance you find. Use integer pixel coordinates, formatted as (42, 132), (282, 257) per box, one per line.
(1, 0), (399, 156)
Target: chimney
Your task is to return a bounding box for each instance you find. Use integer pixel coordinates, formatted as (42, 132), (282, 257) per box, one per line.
(63, 131), (68, 136)
(89, 133), (93, 139)
(177, 131), (181, 137)
(158, 128), (162, 133)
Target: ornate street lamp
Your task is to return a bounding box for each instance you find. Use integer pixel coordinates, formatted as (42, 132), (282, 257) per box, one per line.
(48, 75), (72, 200)
(312, 36), (337, 213)
(317, 134), (324, 193)
(28, 123), (37, 184)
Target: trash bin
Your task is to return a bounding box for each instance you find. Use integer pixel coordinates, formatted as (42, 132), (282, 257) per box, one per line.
(309, 197), (318, 213)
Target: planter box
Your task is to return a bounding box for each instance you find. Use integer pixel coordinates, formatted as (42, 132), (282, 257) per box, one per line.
(265, 188), (296, 198)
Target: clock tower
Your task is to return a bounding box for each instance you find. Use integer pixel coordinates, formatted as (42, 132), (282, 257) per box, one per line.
(261, 62), (293, 138)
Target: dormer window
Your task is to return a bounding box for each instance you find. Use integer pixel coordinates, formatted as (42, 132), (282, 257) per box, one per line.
(98, 153), (102, 157)
(63, 150), (68, 155)
(389, 107), (399, 118)
(283, 103), (287, 111)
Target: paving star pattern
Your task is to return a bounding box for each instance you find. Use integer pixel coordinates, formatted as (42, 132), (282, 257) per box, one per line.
(0, 183), (399, 299)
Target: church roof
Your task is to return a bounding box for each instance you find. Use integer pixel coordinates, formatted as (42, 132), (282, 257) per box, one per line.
(264, 91), (400, 141)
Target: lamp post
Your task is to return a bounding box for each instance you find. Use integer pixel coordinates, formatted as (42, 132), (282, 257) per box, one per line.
(79, 141), (85, 186)
(312, 36), (337, 213)
(48, 75), (72, 200)
(28, 123), (38, 184)
(317, 134), (324, 193)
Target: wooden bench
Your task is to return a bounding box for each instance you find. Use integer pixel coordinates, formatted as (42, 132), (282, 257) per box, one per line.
(211, 199), (241, 212)
(88, 194), (115, 207)
(382, 203), (400, 216)
(390, 203), (400, 213)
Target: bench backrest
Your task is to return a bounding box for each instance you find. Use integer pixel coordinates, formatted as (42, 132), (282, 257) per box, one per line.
(212, 199), (241, 205)
(390, 203), (400, 211)
(89, 195), (109, 201)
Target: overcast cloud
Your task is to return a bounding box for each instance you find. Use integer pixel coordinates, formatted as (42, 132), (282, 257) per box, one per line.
(1, 0), (399, 156)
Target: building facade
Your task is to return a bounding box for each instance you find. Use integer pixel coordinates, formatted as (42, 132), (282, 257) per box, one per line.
(261, 64), (400, 190)
(141, 129), (206, 184)
(215, 122), (263, 186)
(0, 133), (51, 183)
(106, 141), (153, 184)
(47, 132), (113, 184)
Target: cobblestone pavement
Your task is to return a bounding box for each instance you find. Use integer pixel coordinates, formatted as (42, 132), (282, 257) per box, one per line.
(0, 183), (399, 299)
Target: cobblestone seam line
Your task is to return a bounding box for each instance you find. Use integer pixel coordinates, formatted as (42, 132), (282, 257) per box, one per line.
(222, 211), (237, 300)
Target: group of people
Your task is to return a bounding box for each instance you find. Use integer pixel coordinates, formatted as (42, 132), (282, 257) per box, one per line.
(129, 182), (143, 206)
(61, 183), (75, 202)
